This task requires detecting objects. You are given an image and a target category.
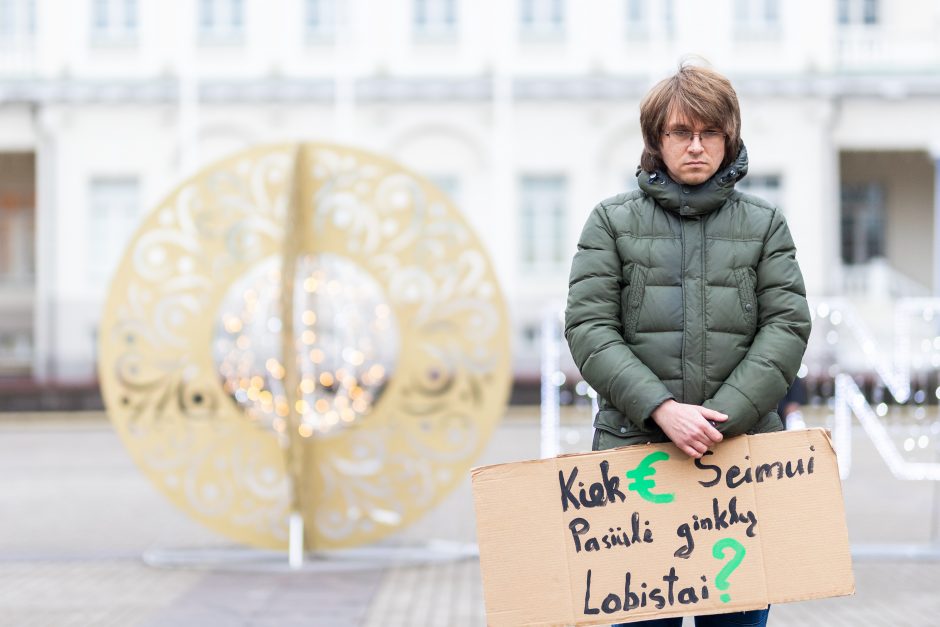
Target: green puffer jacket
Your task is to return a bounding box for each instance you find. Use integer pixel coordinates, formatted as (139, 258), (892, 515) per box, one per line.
(565, 147), (811, 451)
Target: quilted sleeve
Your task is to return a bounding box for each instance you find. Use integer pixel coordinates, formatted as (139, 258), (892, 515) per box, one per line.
(564, 203), (674, 430)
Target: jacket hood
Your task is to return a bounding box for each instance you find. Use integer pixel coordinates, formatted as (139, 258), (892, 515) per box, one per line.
(637, 145), (749, 217)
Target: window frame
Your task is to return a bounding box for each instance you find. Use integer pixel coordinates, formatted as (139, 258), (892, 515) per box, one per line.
(304, 0), (336, 43)
(518, 174), (568, 275)
(838, 0), (879, 26)
(90, 0), (139, 47)
(0, 0), (36, 42)
(197, 0), (245, 46)
(413, 0), (458, 41)
(733, 0), (781, 38)
(519, 0), (565, 41)
(86, 177), (140, 285)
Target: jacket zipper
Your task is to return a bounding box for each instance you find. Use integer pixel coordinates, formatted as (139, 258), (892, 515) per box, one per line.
(700, 218), (707, 402)
(679, 217), (687, 403)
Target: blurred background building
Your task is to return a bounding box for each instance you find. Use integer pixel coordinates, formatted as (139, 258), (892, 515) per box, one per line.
(0, 0), (938, 407)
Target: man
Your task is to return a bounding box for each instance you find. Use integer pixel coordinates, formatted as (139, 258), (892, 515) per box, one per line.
(778, 378), (808, 430)
(564, 63), (811, 627)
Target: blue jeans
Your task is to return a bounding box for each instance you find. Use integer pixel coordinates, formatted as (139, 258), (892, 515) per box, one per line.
(612, 606), (770, 627)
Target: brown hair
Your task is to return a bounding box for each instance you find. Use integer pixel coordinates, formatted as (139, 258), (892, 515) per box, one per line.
(639, 61), (742, 174)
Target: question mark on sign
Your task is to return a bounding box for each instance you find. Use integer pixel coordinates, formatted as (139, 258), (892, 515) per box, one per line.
(712, 538), (746, 603)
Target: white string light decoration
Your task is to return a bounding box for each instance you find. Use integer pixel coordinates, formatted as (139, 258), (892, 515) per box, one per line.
(542, 296), (940, 483)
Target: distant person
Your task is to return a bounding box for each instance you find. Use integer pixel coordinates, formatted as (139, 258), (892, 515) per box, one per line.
(777, 377), (808, 430)
(565, 61), (812, 627)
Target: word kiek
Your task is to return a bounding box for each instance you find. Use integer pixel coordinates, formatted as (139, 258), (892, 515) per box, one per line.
(559, 461), (625, 512)
(559, 453), (673, 513)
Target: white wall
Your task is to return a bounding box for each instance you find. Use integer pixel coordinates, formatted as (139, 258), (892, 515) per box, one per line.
(3, 0), (939, 381)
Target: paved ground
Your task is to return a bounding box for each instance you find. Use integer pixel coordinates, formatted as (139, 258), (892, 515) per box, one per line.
(1, 408), (939, 626)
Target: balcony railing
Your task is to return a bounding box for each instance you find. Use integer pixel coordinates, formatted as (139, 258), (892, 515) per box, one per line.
(837, 26), (940, 71)
(841, 258), (929, 299)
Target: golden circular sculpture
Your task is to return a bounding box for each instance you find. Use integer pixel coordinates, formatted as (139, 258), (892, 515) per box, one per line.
(99, 143), (511, 550)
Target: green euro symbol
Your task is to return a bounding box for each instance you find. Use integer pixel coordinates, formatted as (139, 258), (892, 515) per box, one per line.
(625, 451), (675, 504)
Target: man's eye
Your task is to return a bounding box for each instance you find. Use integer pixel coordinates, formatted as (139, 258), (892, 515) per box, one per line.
(672, 130), (692, 139)
(702, 131), (723, 139)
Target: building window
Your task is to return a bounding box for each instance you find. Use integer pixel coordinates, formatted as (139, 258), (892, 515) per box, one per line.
(624, 0), (647, 36)
(198, 0), (244, 44)
(91, 0), (137, 44)
(0, 0), (35, 41)
(305, 0), (335, 41)
(737, 174), (782, 211)
(87, 178), (139, 283)
(734, 0), (779, 35)
(519, 176), (566, 273)
(0, 200), (34, 284)
(662, 0), (674, 38)
(838, 0), (878, 25)
(414, 0), (457, 38)
(0, 330), (32, 372)
(625, 0), (674, 40)
(519, 0), (564, 38)
(840, 183), (884, 265)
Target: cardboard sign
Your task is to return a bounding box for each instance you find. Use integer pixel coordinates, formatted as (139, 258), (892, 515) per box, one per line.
(471, 428), (854, 626)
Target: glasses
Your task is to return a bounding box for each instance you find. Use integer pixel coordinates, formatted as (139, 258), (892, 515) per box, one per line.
(663, 129), (726, 147)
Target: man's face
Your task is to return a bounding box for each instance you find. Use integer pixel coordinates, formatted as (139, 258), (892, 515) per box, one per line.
(660, 110), (726, 186)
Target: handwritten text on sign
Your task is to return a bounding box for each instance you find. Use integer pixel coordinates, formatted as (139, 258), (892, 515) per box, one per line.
(557, 444), (817, 618)
(472, 430), (854, 627)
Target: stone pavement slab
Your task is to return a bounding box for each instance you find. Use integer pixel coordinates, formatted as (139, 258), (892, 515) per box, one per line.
(1, 410), (939, 626)
(0, 560), (201, 627)
(142, 570), (384, 627)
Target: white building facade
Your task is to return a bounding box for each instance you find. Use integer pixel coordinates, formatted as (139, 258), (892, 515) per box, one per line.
(0, 0), (938, 386)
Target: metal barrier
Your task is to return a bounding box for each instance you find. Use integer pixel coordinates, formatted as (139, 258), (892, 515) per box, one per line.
(542, 297), (940, 558)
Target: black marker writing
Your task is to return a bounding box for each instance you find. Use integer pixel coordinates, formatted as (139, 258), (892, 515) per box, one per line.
(559, 460), (627, 512)
(694, 446), (816, 489)
(673, 496), (758, 558)
(568, 512), (653, 553)
(583, 567), (710, 616)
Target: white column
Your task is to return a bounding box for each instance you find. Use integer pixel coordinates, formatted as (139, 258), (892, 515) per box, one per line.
(488, 0), (516, 304)
(332, 0), (357, 143)
(540, 310), (560, 458)
(932, 148), (940, 296)
(821, 100), (843, 295)
(177, 0), (199, 176)
(32, 108), (60, 383)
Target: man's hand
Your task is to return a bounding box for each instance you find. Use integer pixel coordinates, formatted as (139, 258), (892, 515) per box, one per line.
(651, 399), (728, 458)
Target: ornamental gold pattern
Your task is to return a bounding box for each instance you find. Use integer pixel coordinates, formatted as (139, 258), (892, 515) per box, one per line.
(99, 143), (511, 549)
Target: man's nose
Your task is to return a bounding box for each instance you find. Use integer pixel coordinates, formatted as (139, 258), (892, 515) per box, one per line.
(687, 135), (705, 153)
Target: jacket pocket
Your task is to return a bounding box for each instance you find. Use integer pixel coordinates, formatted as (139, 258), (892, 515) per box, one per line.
(733, 266), (757, 330)
(593, 409), (639, 450)
(593, 409), (667, 450)
(623, 263), (649, 341)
